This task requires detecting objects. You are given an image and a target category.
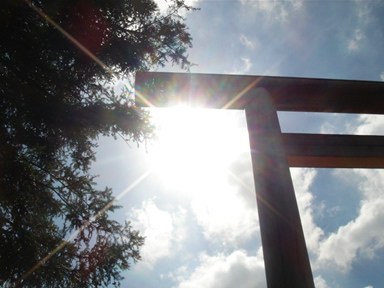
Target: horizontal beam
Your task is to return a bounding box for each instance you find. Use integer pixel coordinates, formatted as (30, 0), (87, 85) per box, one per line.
(135, 72), (384, 114)
(283, 133), (384, 168)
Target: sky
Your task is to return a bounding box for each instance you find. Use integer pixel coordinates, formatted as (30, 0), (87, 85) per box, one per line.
(91, 0), (384, 287)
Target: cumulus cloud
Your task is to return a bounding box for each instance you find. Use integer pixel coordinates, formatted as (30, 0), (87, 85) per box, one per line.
(291, 168), (324, 254)
(354, 114), (384, 135)
(314, 275), (330, 288)
(380, 73), (384, 81)
(176, 249), (266, 288)
(317, 196), (384, 271)
(282, 165), (384, 276)
(288, 161), (384, 274)
(315, 116), (384, 272)
(289, 160), (384, 276)
(129, 199), (187, 268)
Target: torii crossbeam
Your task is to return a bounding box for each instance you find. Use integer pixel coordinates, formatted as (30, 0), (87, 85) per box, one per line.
(135, 72), (384, 288)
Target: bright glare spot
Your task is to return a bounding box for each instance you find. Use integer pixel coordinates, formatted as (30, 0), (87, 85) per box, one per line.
(129, 106), (258, 249)
(147, 107), (250, 197)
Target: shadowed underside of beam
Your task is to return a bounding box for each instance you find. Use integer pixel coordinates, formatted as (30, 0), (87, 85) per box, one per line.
(283, 133), (384, 168)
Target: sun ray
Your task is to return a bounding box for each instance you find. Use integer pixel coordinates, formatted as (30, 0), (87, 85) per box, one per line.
(221, 78), (262, 110)
(17, 169), (152, 286)
(24, 0), (118, 79)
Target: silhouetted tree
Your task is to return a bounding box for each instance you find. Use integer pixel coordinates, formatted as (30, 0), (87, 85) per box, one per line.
(0, 0), (196, 286)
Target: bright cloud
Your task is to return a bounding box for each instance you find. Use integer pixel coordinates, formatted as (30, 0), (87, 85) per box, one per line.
(289, 155), (384, 275)
(315, 115), (384, 272)
(192, 183), (258, 246)
(354, 114), (384, 135)
(288, 158), (384, 276)
(176, 249), (266, 288)
(155, 0), (200, 16)
(380, 73), (384, 81)
(314, 275), (330, 288)
(129, 199), (187, 268)
(317, 196), (384, 272)
(291, 168), (324, 254)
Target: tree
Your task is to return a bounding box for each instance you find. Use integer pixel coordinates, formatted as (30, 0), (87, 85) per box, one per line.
(0, 0), (196, 286)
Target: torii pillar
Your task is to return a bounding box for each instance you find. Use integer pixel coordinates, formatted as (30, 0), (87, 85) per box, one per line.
(245, 88), (314, 287)
(135, 72), (384, 288)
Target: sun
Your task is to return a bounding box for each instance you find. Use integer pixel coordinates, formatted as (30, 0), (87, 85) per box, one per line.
(146, 106), (250, 197)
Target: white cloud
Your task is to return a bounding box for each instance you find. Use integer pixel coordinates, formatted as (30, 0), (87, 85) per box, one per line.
(240, 34), (256, 50)
(315, 116), (384, 272)
(241, 57), (253, 73)
(288, 151), (384, 276)
(291, 168), (324, 254)
(289, 162), (384, 274)
(320, 121), (337, 134)
(314, 275), (330, 288)
(317, 197), (384, 272)
(354, 114), (384, 135)
(232, 57), (253, 74)
(319, 113), (360, 135)
(380, 73), (384, 81)
(192, 184), (258, 246)
(176, 249), (266, 288)
(162, 265), (190, 283)
(347, 29), (364, 52)
(284, 164), (384, 275)
(129, 199), (187, 268)
(154, 0), (200, 16)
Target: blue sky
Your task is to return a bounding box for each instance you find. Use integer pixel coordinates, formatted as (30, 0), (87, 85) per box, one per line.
(91, 1), (384, 287)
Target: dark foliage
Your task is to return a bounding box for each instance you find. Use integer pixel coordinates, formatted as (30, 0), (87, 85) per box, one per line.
(0, 0), (195, 286)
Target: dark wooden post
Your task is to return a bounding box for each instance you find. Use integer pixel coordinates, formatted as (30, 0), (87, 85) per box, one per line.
(245, 88), (315, 288)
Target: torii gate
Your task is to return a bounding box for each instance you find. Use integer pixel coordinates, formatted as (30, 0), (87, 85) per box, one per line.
(135, 72), (384, 288)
